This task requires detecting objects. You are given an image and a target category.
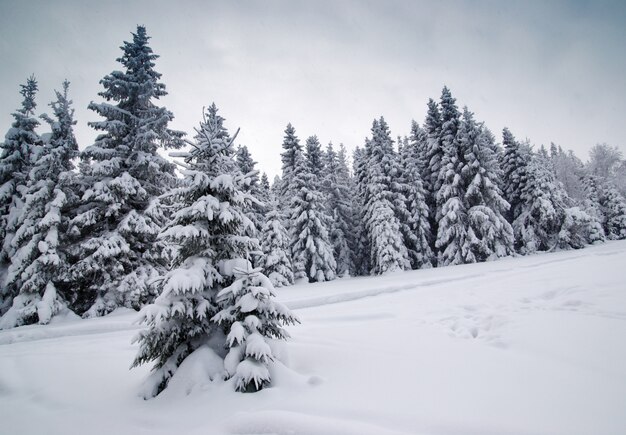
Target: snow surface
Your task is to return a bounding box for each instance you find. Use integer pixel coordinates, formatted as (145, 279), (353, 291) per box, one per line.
(1, 241), (626, 434)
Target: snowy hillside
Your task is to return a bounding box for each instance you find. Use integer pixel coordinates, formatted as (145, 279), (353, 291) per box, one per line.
(1, 241), (626, 435)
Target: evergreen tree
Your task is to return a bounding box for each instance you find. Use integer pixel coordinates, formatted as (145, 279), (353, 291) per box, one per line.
(598, 183), (626, 239)
(558, 206), (605, 249)
(422, 97), (444, 254)
(434, 87), (468, 266)
(409, 120), (430, 190)
(0, 76), (41, 265)
(67, 26), (184, 317)
(0, 81), (78, 327)
(362, 119), (410, 274)
(366, 201), (409, 274)
(213, 265), (298, 392)
(279, 123), (302, 206)
(305, 135), (325, 174)
(399, 124), (434, 269)
(513, 155), (566, 254)
(133, 104), (295, 396)
(258, 173), (271, 206)
(323, 143), (356, 276)
(289, 139), (336, 282)
(423, 98), (443, 206)
(501, 128), (531, 222)
(352, 145), (371, 275)
(580, 175), (606, 231)
(459, 109), (514, 261)
(260, 197), (294, 287)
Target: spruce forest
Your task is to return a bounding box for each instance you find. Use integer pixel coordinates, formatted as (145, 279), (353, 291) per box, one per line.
(1, 25), (626, 399)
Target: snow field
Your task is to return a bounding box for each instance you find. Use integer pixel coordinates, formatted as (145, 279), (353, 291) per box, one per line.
(1, 241), (626, 434)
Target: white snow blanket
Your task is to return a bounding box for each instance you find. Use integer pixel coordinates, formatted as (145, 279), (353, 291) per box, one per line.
(1, 241), (625, 434)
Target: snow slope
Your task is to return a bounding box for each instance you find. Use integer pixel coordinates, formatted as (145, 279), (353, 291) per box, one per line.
(1, 241), (626, 435)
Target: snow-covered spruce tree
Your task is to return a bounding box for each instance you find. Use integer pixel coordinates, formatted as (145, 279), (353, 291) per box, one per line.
(133, 104), (296, 395)
(434, 87), (469, 266)
(501, 127), (531, 222)
(352, 145), (371, 276)
(580, 175), (607, 231)
(0, 81), (79, 328)
(0, 76), (41, 267)
(557, 206), (605, 249)
(399, 124), (434, 269)
(423, 98), (443, 225)
(322, 142), (356, 276)
(279, 123), (302, 212)
(372, 118), (414, 270)
(597, 182), (626, 239)
(289, 137), (336, 282)
(366, 200), (409, 275)
(213, 264), (298, 392)
(409, 120), (430, 191)
(582, 174), (626, 240)
(459, 108), (514, 261)
(67, 26), (184, 317)
(362, 119), (410, 274)
(259, 172), (271, 206)
(260, 195), (294, 287)
(512, 154), (566, 254)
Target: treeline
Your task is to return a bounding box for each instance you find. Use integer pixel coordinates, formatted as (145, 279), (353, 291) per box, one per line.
(1, 25), (626, 393)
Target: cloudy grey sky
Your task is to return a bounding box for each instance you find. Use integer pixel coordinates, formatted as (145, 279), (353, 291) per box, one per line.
(1, 0), (625, 177)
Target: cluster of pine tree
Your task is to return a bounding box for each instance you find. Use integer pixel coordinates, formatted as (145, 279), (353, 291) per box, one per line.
(272, 87), (626, 280)
(1, 26), (626, 395)
(0, 27), (297, 395)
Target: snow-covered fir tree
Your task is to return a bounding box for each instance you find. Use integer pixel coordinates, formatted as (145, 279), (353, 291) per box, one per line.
(375, 118), (416, 269)
(361, 119), (411, 274)
(601, 186), (626, 240)
(213, 264), (298, 392)
(423, 98), (443, 224)
(580, 175), (606, 230)
(322, 142), (356, 276)
(588, 178), (626, 240)
(258, 173), (271, 206)
(512, 154), (567, 254)
(289, 137), (336, 282)
(133, 103), (296, 396)
(501, 127), (531, 222)
(0, 76), (41, 267)
(558, 206), (605, 249)
(352, 145), (371, 275)
(399, 124), (434, 269)
(260, 196), (294, 287)
(409, 120), (430, 190)
(434, 87), (469, 266)
(458, 108), (514, 261)
(0, 81), (79, 327)
(279, 123), (302, 211)
(66, 26), (184, 317)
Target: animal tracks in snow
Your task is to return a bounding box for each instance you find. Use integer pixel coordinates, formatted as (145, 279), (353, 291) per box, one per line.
(436, 305), (510, 348)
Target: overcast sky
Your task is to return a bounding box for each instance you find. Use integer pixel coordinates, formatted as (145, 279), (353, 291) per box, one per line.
(1, 0), (625, 177)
